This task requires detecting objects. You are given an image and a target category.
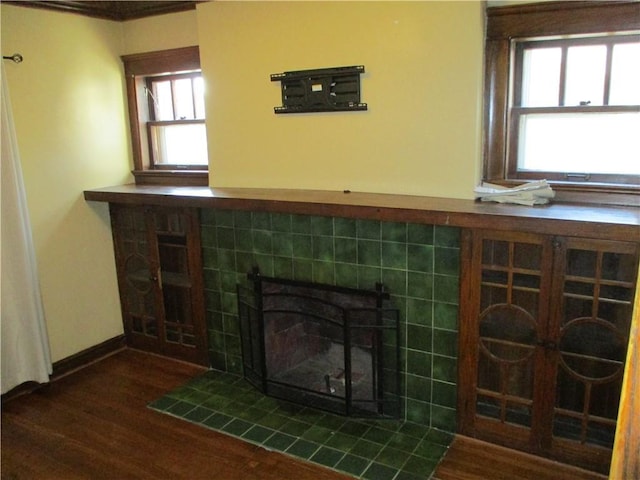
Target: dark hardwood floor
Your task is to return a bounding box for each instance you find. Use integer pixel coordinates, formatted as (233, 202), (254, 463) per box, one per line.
(1, 349), (606, 480)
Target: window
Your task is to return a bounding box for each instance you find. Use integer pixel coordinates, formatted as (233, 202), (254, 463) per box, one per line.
(122, 46), (208, 186)
(484, 2), (640, 203)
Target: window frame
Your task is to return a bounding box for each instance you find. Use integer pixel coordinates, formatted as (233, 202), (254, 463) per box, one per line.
(145, 72), (207, 170)
(484, 1), (640, 204)
(121, 46), (208, 186)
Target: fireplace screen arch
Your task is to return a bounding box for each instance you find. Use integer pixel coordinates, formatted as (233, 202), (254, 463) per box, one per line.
(237, 268), (401, 419)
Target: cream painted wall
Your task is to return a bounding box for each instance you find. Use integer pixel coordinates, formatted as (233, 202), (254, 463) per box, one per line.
(1, 5), (131, 362)
(122, 10), (199, 55)
(198, 1), (484, 199)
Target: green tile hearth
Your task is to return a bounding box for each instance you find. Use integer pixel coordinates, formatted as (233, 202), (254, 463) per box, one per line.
(150, 370), (452, 480)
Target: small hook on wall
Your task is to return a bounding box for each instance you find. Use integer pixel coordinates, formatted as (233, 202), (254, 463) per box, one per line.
(3, 53), (23, 64)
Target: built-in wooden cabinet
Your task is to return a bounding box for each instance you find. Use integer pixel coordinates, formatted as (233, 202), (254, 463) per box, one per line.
(458, 229), (639, 474)
(110, 204), (208, 366)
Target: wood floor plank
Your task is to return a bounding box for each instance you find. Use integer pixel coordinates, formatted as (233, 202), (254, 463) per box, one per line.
(432, 436), (607, 480)
(2, 349), (610, 480)
(1, 350), (351, 480)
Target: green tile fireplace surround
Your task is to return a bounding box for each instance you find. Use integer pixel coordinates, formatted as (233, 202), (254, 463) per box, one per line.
(200, 208), (460, 432)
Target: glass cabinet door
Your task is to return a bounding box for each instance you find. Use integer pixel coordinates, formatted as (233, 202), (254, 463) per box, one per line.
(551, 238), (637, 451)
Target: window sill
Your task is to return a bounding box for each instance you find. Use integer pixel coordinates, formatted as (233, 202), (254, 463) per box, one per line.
(132, 169), (208, 187)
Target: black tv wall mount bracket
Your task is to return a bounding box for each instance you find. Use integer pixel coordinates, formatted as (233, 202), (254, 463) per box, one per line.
(271, 65), (367, 114)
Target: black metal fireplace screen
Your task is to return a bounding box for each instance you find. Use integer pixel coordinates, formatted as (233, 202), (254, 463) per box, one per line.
(237, 268), (400, 419)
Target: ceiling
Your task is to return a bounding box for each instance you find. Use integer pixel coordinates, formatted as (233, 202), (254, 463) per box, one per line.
(2, 1), (203, 21)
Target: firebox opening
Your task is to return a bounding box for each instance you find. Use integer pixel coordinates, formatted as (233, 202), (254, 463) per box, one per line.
(238, 268), (400, 419)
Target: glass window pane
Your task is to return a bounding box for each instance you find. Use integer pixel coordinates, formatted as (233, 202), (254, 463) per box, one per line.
(173, 78), (195, 120)
(150, 123), (208, 165)
(521, 47), (561, 107)
(152, 80), (174, 121)
(193, 76), (206, 119)
(565, 45), (607, 106)
(610, 42), (640, 105)
(517, 112), (640, 174)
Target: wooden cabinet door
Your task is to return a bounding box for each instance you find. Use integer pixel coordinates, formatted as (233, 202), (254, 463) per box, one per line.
(458, 229), (639, 474)
(458, 229), (554, 452)
(547, 237), (639, 471)
(110, 205), (208, 366)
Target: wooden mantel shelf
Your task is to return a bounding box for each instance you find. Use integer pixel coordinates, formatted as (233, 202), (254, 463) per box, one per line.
(84, 184), (640, 241)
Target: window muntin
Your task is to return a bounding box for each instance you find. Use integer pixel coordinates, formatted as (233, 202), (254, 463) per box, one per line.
(510, 35), (640, 184)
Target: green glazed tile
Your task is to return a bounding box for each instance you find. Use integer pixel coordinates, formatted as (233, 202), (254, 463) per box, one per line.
(263, 431), (296, 451)
(357, 265), (381, 288)
(433, 274), (459, 304)
(432, 328), (458, 357)
(407, 224), (433, 245)
(252, 230), (272, 255)
(432, 354), (457, 383)
(381, 222), (407, 243)
(279, 419), (312, 437)
(381, 241), (407, 269)
(235, 228), (253, 252)
(252, 412), (290, 431)
(434, 247), (460, 276)
(311, 216), (334, 236)
(242, 425), (275, 444)
(406, 374), (431, 402)
(398, 422), (430, 439)
(310, 446), (345, 468)
(405, 399), (430, 426)
(292, 259), (313, 282)
(302, 424), (335, 443)
(339, 421), (371, 438)
(413, 438), (449, 460)
(273, 257), (294, 278)
(401, 454), (440, 476)
(407, 244), (433, 273)
(335, 237), (357, 263)
(325, 431), (358, 452)
(406, 324), (432, 352)
(434, 225), (460, 248)
(184, 405), (215, 424)
(431, 405), (457, 432)
(215, 210), (234, 227)
(271, 213), (292, 232)
(357, 219), (381, 240)
(272, 232), (293, 257)
(362, 461), (398, 480)
(358, 239), (381, 266)
(233, 210), (252, 229)
(148, 396), (178, 411)
(251, 212), (271, 230)
(202, 412), (233, 429)
(286, 439), (321, 459)
(292, 234), (313, 259)
(381, 269), (406, 297)
(313, 236), (334, 262)
(375, 445), (410, 468)
(431, 381), (457, 409)
(216, 226), (235, 250)
(424, 429), (454, 446)
(407, 350), (431, 378)
(200, 225), (217, 247)
(291, 215), (312, 234)
(335, 453), (370, 477)
(349, 438), (381, 459)
(434, 303), (459, 331)
(395, 471), (427, 480)
(362, 426), (391, 445)
(335, 217), (357, 238)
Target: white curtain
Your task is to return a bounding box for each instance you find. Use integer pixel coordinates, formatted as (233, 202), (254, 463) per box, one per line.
(1, 64), (52, 394)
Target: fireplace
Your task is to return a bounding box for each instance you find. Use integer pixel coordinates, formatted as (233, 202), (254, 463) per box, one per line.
(237, 268), (401, 418)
